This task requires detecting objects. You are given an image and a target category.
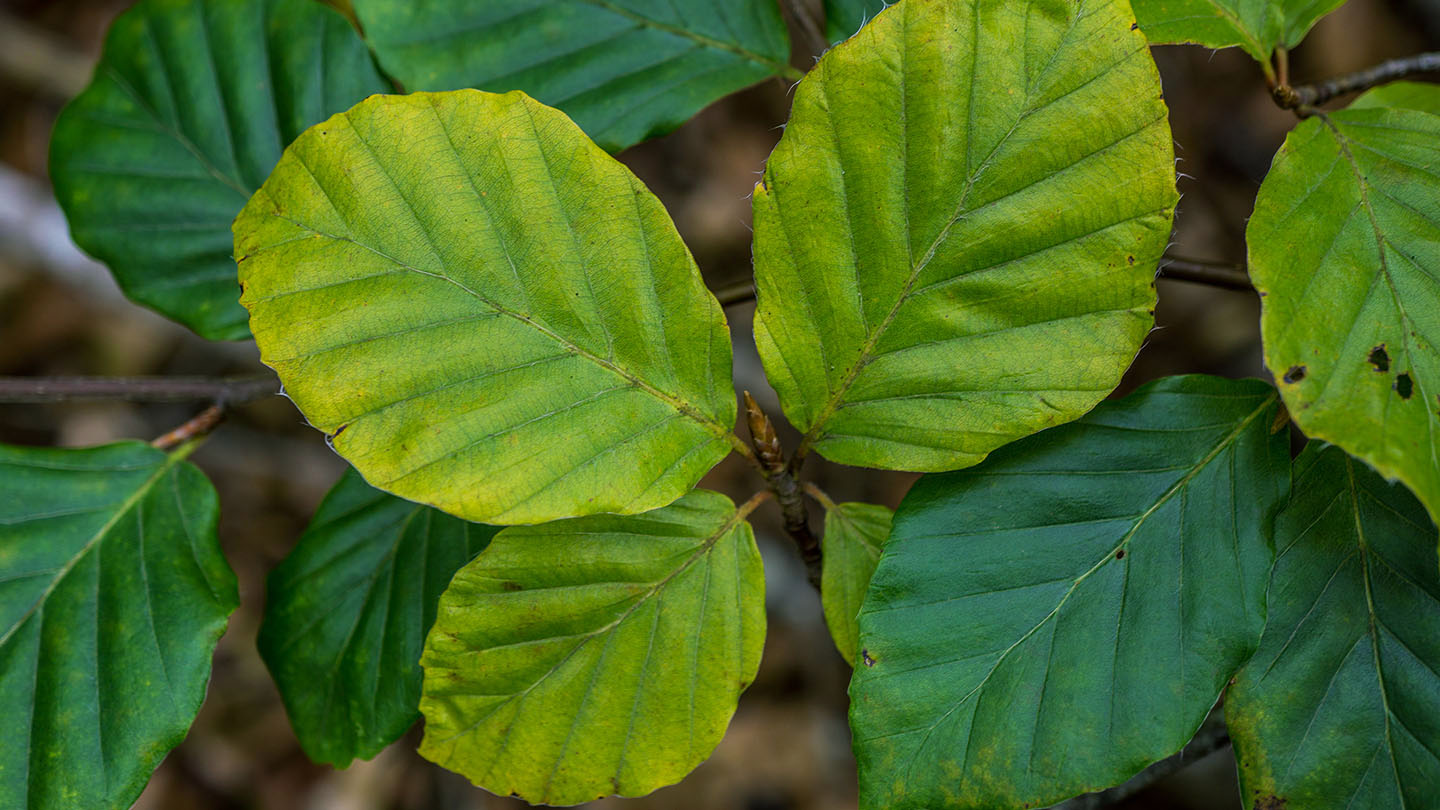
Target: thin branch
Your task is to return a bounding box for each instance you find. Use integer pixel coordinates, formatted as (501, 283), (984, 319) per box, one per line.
(713, 279), (756, 308)
(0, 374), (278, 404)
(744, 391), (822, 589)
(1275, 52), (1440, 110)
(1157, 257), (1254, 292)
(152, 404), (226, 450)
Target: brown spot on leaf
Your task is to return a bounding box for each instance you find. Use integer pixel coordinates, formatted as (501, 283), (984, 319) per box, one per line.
(1396, 373), (1414, 399)
(501, 581), (524, 592)
(1368, 345), (1390, 372)
(1127, 255), (1135, 265)
(861, 649), (876, 667)
(1115, 549), (1126, 560)
(1130, 21), (1139, 30)
(1254, 795), (1287, 810)
(1283, 365), (1306, 384)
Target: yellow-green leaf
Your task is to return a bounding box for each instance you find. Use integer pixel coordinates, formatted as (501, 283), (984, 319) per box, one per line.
(820, 500), (891, 666)
(1249, 83), (1440, 528)
(417, 490), (765, 804)
(1131, 0), (1347, 62)
(752, 0), (1176, 473)
(235, 90), (740, 525)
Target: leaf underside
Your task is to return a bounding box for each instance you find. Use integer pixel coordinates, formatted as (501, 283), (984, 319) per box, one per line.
(258, 469), (496, 768)
(820, 501), (892, 666)
(849, 375), (1291, 810)
(236, 89), (738, 525)
(349, 0), (792, 152)
(49, 0), (386, 340)
(0, 441), (238, 810)
(1130, 0), (1346, 60)
(753, 0), (1177, 473)
(1249, 83), (1440, 529)
(1226, 444), (1440, 810)
(418, 490), (765, 805)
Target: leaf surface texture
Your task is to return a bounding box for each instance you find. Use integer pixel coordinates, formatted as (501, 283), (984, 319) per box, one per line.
(753, 0), (1177, 472)
(1227, 444), (1440, 809)
(258, 469), (497, 767)
(1249, 83), (1440, 527)
(849, 376), (1290, 809)
(49, 0), (387, 340)
(350, 0), (792, 152)
(0, 442), (237, 809)
(236, 90), (739, 525)
(1131, 0), (1346, 59)
(417, 490), (765, 804)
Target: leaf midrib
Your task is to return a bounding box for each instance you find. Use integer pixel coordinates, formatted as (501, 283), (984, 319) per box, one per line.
(893, 393), (1276, 779)
(256, 208), (742, 455)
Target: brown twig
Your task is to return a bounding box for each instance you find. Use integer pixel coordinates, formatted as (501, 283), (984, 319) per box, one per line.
(1157, 257), (1254, 292)
(0, 374), (278, 404)
(1274, 51), (1440, 111)
(151, 404), (226, 450)
(744, 391), (822, 589)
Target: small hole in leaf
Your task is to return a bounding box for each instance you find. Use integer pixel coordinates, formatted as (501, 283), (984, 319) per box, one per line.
(1368, 345), (1390, 372)
(1283, 365), (1306, 384)
(1395, 373), (1414, 399)
(1130, 21), (1139, 30)
(1127, 255), (1135, 265)
(1115, 549), (1126, 559)
(861, 649), (876, 667)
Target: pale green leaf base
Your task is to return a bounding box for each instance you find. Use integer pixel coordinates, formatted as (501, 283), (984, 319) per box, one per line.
(820, 501), (892, 666)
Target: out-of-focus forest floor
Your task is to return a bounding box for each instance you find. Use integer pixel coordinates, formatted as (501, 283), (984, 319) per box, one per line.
(1, 1), (1437, 808)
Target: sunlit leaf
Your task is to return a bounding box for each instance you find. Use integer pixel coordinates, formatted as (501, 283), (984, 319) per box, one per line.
(1131, 0), (1347, 61)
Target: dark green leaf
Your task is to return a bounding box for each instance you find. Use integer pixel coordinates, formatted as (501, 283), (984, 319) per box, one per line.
(823, 0), (886, 43)
(418, 489), (765, 804)
(50, 0), (388, 340)
(850, 375), (1290, 809)
(258, 469), (497, 768)
(0, 441), (238, 809)
(349, 0), (793, 152)
(1227, 444), (1440, 810)
(1249, 82), (1440, 528)
(753, 0), (1176, 473)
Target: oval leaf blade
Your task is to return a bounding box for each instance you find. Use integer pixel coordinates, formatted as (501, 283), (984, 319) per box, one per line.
(1226, 444), (1440, 810)
(753, 0), (1177, 473)
(820, 500), (892, 666)
(236, 90), (740, 525)
(1131, 0), (1346, 60)
(349, 0), (793, 152)
(1249, 83), (1440, 528)
(417, 489), (766, 804)
(49, 0), (387, 340)
(0, 441), (238, 809)
(849, 376), (1291, 809)
(258, 469), (498, 768)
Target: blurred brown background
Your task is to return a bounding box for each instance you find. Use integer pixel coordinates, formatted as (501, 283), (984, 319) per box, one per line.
(1, 0), (1437, 808)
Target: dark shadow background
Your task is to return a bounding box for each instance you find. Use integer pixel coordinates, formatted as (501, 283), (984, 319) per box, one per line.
(1, 0), (1437, 807)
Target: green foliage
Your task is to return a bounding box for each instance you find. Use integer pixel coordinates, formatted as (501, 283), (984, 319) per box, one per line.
(1226, 444), (1440, 809)
(258, 469), (498, 768)
(753, 0), (1176, 472)
(348, 0), (794, 152)
(417, 490), (765, 804)
(850, 376), (1291, 809)
(823, 0), (888, 43)
(235, 90), (740, 525)
(1249, 82), (1440, 527)
(0, 441), (237, 809)
(1131, 0), (1347, 61)
(49, 0), (386, 340)
(818, 500), (891, 666)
